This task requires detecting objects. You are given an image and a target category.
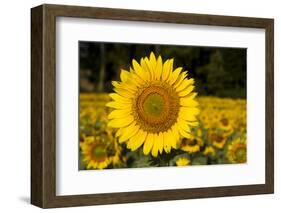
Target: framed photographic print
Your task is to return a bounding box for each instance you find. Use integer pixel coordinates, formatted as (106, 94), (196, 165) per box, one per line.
(31, 4), (274, 208)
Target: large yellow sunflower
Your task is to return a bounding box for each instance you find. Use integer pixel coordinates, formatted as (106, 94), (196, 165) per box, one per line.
(107, 52), (199, 157)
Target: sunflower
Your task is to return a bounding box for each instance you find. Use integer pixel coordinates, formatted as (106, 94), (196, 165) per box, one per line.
(176, 157), (190, 166)
(227, 137), (247, 163)
(107, 52), (199, 157)
(80, 136), (111, 169)
(203, 146), (216, 156)
(110, 138), (124, 167)
(218, 116), (233, 134)
(207, 130), (227, 149)
(80, 134), (123, 169)
(180, 135), (203, 153)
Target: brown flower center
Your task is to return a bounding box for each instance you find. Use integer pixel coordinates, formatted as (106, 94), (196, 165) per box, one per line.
(132, 82), (180, 133)
(91, 143), (107, 162)
(220, 118), (229, 126)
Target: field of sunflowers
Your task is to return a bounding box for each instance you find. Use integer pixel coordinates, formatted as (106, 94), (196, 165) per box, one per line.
(79, 93), (247, 170)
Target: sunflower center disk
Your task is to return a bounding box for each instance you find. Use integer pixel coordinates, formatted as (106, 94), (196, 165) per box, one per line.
(143, 93), (165, 117)
(235, 147), (246, 162)
(91, 145), (107, 162)
(133, 84), (180, 133)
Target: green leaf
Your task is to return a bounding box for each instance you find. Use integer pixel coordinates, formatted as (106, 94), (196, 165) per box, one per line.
(191, 157), (207, 165)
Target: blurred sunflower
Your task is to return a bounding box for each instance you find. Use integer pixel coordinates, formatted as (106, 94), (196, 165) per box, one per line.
(203, 146), (216, 156)
(207, 130), (227, 149)
(107, 52), (199, 157)
(181, 134), (203, 153)
(227, 137), (247, 163)
(80, 135), (123, 169)
(176, 157), (190, 166)
(218, 116), (233, 134)
(80, 136), (111, 169)
(109, 138), (124, 167)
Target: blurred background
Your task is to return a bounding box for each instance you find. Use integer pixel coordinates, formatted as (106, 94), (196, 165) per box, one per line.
(79, 42), (246, 98)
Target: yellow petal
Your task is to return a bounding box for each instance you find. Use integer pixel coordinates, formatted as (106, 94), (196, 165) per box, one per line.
(155, 132), (164, 154)
(108, 109), (131, 119)
(179, 107), (199, 121)
(177, 118), (191, 132)
(164, 130), (175, 152)
(143, 133), (154, 155)
(119, 122), (139, 142)
(132, 60), (147, 82)
(128, 130), (147, 151)
(114, 87), (134, 98)
(132, 59), (142, 74)
(183, 92), (197, 99)
(115, 128), (124, 138)
(171, 125), (180, 148)
(163, 131), (171, 153)
(120, 69), (130, 82)
(178, 123), (192, 138)
(189, 107), (200, 115)
(135, 70), (148, 83)
(107, 116), (134, 128)
(144, 57), (154, 80)
(86, 163), (92, 169)
(176, 79), (194, 92)
(169, 67), (182, 85)
(128, 67), (145, 86)
(106, 101), (131, 109)
(174, 71), (187, 88)
(109, 93), (131, 103)
(161, 59), (172, 81)
(128, 68), (145, 86)
(154, 56), (163, 80)
(180, 97), (199, 107)
(112, 81), (137, 92)
(188, 121), (199, 127)
(149, 52), (157, 69)
(169, 59), (174, 73)
(178, 85), (195, 97)
(140, 58), (151, 81)
(151, 132), (163, 157)
(158, 132), (164, 154)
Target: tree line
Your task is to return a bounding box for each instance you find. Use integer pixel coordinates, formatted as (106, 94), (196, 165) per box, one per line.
(79, 42), (246, 98)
